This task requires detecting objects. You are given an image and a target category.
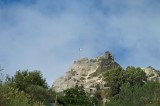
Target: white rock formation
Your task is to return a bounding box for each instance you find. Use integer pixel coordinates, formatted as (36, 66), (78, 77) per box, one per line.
(52, 51), (120, 92)
(52, 52), (160, 93)
(143, 66), (160, 82)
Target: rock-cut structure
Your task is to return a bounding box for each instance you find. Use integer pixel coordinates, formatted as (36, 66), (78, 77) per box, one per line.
(52, 51), (120, 92)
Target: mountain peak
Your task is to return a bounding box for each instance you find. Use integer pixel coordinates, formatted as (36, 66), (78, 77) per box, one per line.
(52, 51), (120, 92)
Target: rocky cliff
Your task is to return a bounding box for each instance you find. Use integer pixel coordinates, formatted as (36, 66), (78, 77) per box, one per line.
(52, 51), (160, 93)
(143, 66), (160, 82)
(52, 51), (120, 92)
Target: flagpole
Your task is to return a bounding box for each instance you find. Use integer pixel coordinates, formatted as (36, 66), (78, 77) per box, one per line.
(79, 48), (80, 59)
(79, 48), (82, 59)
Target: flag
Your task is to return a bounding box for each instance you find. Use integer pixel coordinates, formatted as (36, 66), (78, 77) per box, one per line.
(79, 48), (82, 51)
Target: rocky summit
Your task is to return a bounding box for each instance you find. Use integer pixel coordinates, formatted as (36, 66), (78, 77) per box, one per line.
(52, 51), (120, 92)
(52, 51), (160, 93)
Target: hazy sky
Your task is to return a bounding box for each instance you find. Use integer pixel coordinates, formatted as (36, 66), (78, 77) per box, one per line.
(0, 0), (160, 86)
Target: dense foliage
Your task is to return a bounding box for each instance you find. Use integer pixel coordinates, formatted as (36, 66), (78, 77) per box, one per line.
(104, 66), (147, 96)
(1, 65), (160, 106)
(6, 70), (48, 91)
(106, 81), (160, 106)
(0, 68), (56, 106)
(104, 66), (160, 106)
(0, 84), (30, 106)
(59, 86), (99, 106)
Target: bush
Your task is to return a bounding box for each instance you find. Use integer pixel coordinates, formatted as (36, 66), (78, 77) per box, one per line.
(106, 81), (160, 106)
(60, 86), (99, 106)
(0, 84), (30, 106)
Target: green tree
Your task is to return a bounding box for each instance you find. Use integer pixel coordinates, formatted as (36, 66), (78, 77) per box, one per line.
(5, 70), (54, 105)
(6, 70), (48, 91)
(26, 85), (56, 105)
(6, 87), (30, 106)
(0, 84), (30, 106)
(124, 66), (147, 86)
(104, 66), (147, 97)
(104, 67), (124, 96)
(106, 81), (160, 106)
(61, 86), (98, 106)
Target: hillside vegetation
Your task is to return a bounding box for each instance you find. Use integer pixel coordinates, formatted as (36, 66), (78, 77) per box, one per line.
(0, 60), (160, 106)
(0, 67), (56, 106)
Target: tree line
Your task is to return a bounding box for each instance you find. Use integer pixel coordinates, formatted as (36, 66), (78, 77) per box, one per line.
(104, 66), (160, 106)
(0, 66), (56, 106)
(0, 65), (160, 106)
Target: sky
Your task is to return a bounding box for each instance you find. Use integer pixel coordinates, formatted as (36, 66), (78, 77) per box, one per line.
(0, 0), (160, 86)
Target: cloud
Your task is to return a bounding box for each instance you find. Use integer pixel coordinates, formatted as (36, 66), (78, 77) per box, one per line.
(0, 0), (160, 86)
(101, 0), (160, 68)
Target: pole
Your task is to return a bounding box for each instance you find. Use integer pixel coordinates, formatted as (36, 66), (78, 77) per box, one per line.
(79, 48), (82, 59)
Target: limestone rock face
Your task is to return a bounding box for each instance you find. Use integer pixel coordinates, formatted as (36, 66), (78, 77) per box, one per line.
(52, 51), (160, 93)
(52, 51), (120, 92)
(143, 66), (160, 82)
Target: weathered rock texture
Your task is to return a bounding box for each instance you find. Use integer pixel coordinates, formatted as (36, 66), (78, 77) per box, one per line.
(52, 51), (160, 93)
(143, 66), (160, 82)
(52, 51), (120, 92)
